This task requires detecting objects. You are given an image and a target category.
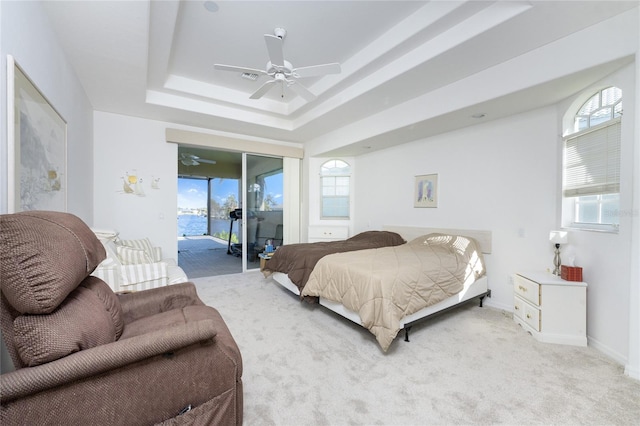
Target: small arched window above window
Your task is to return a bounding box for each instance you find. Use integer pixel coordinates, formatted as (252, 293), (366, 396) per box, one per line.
(574, 86), (622, 132)
(320, 159), (351, 219)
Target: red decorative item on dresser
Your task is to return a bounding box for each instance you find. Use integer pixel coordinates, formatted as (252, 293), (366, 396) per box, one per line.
(561, 265), (583, 282)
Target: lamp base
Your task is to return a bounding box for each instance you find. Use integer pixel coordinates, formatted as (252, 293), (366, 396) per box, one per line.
(553, 244), (561, 276)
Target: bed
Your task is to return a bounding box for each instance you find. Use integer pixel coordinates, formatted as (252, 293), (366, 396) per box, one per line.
(261, 230), (406, 293)
(267, 226), (491, 351)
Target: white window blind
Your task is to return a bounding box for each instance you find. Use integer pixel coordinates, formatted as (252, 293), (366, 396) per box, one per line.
(320, 160), (351, 219)
(563, 120), (621, 198)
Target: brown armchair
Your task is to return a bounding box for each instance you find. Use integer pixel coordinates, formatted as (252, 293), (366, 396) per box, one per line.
(0, 211), (242, 425)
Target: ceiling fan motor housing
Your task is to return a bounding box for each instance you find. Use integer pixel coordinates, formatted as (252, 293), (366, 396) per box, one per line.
(267, 60), (293, 76)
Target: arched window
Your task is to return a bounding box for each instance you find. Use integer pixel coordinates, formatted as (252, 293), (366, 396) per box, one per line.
(573, 86), (622, 131)
(320, 159), (351, 219)
(562, 87), (621, 231)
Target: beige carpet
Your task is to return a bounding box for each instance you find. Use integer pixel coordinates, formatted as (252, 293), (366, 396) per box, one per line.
(192, 272), (640, 426)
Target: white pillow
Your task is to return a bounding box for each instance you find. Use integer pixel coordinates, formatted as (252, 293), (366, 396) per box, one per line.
(100, 240), (119, 261)
(91, 228), (119, 242)
(119, 238), (156, 261)
(116, 245), (153, 265)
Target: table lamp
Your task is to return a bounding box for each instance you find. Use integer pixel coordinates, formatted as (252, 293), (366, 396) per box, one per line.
(549, 230), (568, 276)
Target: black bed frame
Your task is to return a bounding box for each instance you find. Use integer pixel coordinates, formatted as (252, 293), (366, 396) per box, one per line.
(402, 289), (492, 342)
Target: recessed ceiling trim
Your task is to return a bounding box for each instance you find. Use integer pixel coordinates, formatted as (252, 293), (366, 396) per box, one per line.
(148, 0), (532, 135)
(304, 1), (470, 100)
(147, 90), (294, 131)
(167, 128), (304, 159)
(147, 0), (180, 89)
(274, 1), (472, 116)
(306, 35), (634, 158)
(292, 1), (533, 131)
(163, 74), (290, 115)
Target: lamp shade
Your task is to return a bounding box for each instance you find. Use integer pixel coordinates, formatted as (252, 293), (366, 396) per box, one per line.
(549, 230), (568, 245)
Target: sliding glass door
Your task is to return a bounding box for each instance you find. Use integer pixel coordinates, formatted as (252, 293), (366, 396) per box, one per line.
(242, 154), (284, 271)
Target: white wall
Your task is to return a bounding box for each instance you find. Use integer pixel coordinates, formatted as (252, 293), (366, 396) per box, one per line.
(628, 26), (640, 379)
(93, 112), (179, 260)
(0, 1), (93, 221)
(352, 107), (559, 313)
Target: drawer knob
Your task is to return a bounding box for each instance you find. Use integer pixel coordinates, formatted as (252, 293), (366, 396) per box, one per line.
(526, 314), (531, 319)
(514, 306), (519, 310)
(518, 285), (527, 292)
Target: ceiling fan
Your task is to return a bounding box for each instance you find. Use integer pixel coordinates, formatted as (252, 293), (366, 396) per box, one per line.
(214, 28), (341, 102)
(180, 153), (217, 166)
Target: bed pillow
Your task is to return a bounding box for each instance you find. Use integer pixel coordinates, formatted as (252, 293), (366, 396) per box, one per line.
(13, 285), (117, 367)
(347, 231), (406, 246)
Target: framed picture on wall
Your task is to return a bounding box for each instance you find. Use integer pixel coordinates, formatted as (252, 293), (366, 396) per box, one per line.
(7, 55), (67, 213)
(414, 174), (438, 208)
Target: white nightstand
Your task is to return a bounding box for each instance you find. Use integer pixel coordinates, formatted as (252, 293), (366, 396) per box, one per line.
(308, 226), (348, 243)
(513, 272), (587, 346)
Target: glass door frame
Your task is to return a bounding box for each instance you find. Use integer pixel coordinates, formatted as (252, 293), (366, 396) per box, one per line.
(241, 153), (285, 272)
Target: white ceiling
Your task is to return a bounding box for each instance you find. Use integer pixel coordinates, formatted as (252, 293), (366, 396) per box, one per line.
(42, 1), (637, 156)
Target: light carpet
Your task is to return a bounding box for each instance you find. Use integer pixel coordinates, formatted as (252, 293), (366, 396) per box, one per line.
(192, 272), (640, 425)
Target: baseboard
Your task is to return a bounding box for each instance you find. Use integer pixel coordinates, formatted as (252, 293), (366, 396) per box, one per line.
(587, 335), (628, 368)
(624, 364), (640, 380)
(484, 299), (512, 312)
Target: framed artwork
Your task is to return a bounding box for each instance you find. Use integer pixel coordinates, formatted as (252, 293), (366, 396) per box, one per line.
(7, 55), (67, 213)
(414, 174), (438, 208)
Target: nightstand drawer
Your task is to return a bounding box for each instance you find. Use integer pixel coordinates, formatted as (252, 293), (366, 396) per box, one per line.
(522, 302), (541, 332)
(514, 274), (541, 306)
(513, 297), (525, 321)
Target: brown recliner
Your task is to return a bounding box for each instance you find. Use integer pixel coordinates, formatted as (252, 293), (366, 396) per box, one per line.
(0, 211), (242, 425)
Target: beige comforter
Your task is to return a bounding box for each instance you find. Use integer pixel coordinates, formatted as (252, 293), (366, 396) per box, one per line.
(301, 233), (486, 351)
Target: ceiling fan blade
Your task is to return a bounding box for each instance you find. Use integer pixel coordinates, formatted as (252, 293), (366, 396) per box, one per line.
(250, 79), (278, 99)
(180, 153), (216, 166)
(288, 81), (317, 102)
(293, 63), (341, 78)
(264, 34), (285, 66)
(197, 158), (217, 165)
(214, 64), (266, 76)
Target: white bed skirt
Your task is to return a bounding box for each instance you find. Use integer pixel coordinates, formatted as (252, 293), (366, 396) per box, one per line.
(271, 271), (489, 330)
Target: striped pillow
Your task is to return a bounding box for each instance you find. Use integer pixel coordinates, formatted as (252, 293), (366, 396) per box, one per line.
(119, 238), (158, 261)
(121, 262), (168, 287)
(116, 245), (153, 265)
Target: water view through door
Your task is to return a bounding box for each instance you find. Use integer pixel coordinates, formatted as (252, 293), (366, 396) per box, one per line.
(177, 175), (243, 277)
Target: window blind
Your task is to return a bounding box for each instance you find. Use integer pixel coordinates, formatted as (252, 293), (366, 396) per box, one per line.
(563, 120), (621, 198)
